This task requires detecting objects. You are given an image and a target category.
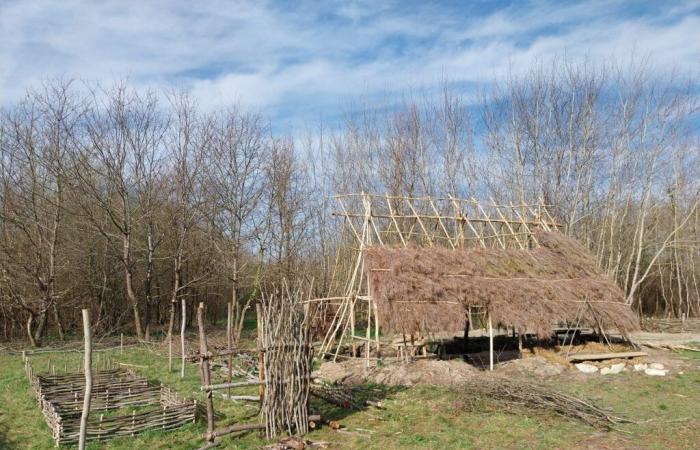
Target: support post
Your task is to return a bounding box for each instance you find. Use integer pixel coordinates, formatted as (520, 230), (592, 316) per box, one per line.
(120, 333), (123, 354)
(226, 301), (233, 397)
(365, 296), (371, 368)
(488, 311), (494, 371)
(197, 303), (215, 445)
(256, 303), (265, 403)
(180, 298), (186, 378)
(78, 309), (92, 450)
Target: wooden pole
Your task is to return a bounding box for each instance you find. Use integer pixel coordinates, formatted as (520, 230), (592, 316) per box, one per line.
(256, 303), (265, 403)
(180, 298), (186, 378)
(226, 301), (232, 397)
(488, 311), (494, 371)
(120, 333), (124, 354)
(197, 303), (215, 444)
(168, 301), (175, 372)
(365, 296), (371, 368)
(78, 309), (92, 450)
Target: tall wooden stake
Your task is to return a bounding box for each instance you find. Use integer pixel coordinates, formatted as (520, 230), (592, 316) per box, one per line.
(256, 303), (265, 403)
(227, 301), (233, 398)
(197, 303), (215, 444)
(79, 309), (93, 450)
(181, 298), (186, 378)
(488, 311), (494, 371)
(168, 300), (175, 372)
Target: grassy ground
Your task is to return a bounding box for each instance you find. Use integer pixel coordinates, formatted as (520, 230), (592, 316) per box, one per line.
(1, 341), (699, 450)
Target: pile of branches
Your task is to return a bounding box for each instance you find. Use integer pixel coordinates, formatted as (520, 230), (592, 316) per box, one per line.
(310, 381), (364, 410)
(459, 376), (629, 429)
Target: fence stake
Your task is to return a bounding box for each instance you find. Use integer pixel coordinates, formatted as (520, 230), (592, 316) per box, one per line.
(78, 309), (92, 450)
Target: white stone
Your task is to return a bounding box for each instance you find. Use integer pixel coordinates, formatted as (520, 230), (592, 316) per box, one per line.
(633, 363), (647, 371)
(609, 363), (625, 374)
(649, 363), (665, 370)
(600, 363), (625, 375)
(575, 363), (598, 373)
(644, 368), (668, 376)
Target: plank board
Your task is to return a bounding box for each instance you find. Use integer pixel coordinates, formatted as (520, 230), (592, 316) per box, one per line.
(567, 351), (647, 362)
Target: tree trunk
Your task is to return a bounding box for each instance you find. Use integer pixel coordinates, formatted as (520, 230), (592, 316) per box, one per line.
(53, 303), (65, 341)
(32, 309), (48, 347)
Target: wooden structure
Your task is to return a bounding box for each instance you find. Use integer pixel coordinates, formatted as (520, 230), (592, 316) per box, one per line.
(316, 194), (638, 370)
(24, 360), (196, 446)
(195, 282), (314, 449)
(317, 194), (562, 365)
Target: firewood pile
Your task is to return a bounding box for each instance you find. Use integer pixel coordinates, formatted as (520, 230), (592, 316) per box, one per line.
(459, 376), (629, 429)
(25, 359), (196, 446)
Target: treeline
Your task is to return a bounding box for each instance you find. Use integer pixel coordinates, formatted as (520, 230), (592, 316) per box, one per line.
(1, 59), (698, 345)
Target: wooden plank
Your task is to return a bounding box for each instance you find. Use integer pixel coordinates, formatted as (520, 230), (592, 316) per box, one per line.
(567, 351), (647, 362)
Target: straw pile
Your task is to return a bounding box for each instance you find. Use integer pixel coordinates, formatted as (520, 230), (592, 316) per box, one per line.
(365, 231), (639, 337)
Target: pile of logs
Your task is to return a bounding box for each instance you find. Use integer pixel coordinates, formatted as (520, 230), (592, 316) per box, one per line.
(25, 360), (196, 446)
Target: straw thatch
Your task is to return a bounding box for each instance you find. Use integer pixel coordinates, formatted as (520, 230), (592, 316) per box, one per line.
(365, 231), (639, 338)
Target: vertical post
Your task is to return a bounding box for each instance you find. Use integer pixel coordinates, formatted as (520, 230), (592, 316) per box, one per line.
(256, 303), (265, 403)
(197, 303), (215, 444)
(78, 309), (92, 450)
(365, 297), (371, 368)
(518, 332), (523, 354)
(168, 300), (175, 372)
(350, 298), (356, 357)
(180, 298), (186, 378)
(120, 333), (123, 354)
(226, 301), (233, 398)
(373, 300), (380, 359)
(488, 311), (494, 372)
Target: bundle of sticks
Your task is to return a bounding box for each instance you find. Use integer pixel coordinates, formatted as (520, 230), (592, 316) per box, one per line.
(460, 376), (629, 429)
(260, 280), (314, 438)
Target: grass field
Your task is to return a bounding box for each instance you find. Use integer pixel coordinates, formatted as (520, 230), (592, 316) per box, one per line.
(1, 341), (699, 450)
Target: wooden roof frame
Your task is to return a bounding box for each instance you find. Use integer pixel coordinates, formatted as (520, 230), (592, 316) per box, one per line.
(333, 193), (563, 250)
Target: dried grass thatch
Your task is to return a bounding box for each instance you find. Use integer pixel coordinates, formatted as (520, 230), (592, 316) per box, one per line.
(365, 231), (639, 337)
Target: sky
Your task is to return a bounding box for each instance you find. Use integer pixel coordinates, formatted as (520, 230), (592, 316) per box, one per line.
(1, 0), (699, 132)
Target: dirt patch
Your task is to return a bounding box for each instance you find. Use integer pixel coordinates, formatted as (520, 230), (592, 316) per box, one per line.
(315, 359), (479, 386)
(498, 356), (566, 377)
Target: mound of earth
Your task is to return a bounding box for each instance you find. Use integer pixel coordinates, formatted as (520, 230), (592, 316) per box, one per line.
(498, 355), (566, 377)
(314, 359), (478, 386)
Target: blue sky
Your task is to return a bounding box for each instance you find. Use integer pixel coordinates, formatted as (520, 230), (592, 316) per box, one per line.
(1, 0), (699, 132)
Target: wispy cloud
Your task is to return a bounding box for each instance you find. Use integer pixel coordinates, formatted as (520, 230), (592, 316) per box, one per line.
(1, 0), (698, 130)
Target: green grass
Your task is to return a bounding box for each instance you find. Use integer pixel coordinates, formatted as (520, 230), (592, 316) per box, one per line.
(1, 343), (699, 449)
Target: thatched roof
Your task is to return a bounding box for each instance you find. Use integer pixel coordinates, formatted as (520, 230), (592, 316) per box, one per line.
(364, 231), (639, 338)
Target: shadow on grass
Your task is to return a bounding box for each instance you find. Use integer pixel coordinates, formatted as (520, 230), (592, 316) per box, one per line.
(312, 382), (406, 422)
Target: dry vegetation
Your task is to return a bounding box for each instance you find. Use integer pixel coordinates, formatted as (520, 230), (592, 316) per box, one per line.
(366, 231), (638, 337)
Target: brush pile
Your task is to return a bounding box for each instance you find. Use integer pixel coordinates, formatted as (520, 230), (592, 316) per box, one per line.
(459, 376), (629, 429)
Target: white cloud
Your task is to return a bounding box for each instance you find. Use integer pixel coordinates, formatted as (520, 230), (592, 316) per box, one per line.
(1, 0), (698, 128)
